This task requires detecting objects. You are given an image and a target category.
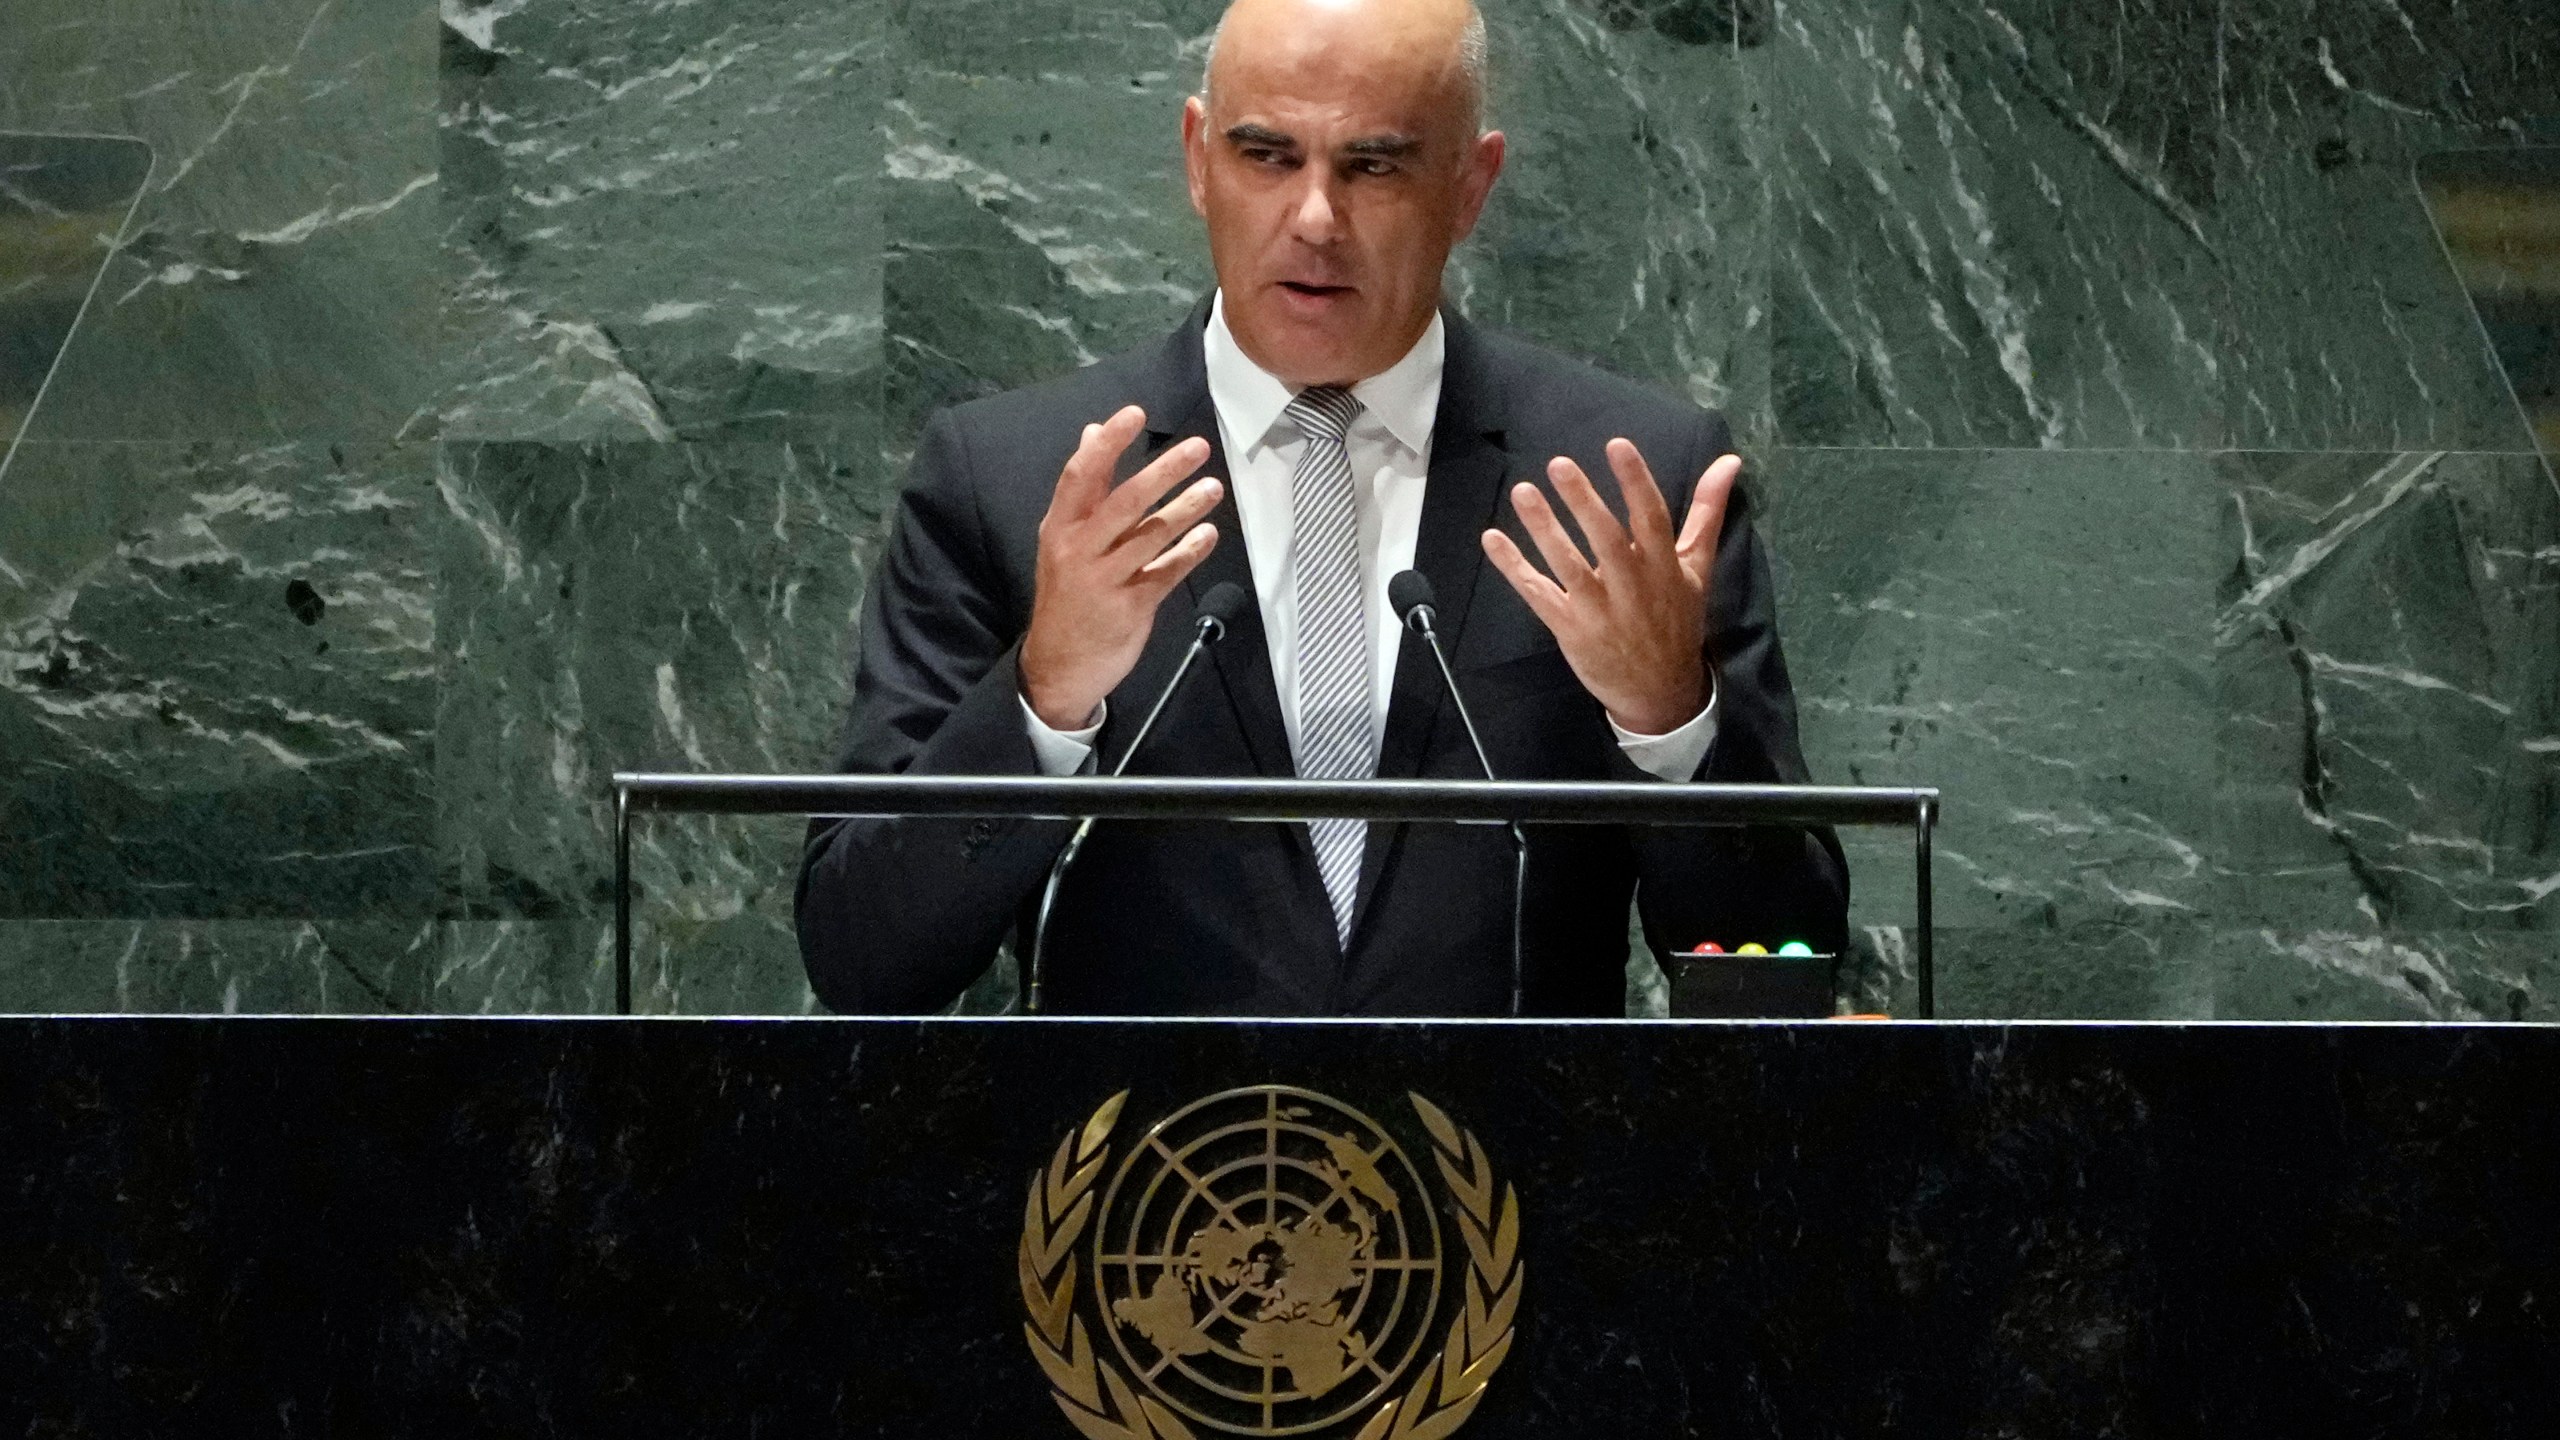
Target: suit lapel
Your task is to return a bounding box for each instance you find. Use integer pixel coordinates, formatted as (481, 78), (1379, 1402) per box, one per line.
(1349, 313), (1514, 940)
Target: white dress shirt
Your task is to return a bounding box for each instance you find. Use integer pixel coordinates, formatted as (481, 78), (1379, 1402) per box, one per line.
(1022, 293), (1717, 779)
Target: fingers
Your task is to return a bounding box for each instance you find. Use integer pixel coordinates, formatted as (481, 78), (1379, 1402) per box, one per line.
(1097, 433), (1211, 533)
(1546, 456), (1630, 560)
(1511, 481), (1598, 589)
(1677, 453), (1741, 570)
(1133, 521), (1219, 587)
(1052, 405), (1151, 520)
(1113, 476), (1225, 561)
(1607, 438), (1676, 552)
(1480, 528), (1568, 627)
(1053, 422), (1109, 519)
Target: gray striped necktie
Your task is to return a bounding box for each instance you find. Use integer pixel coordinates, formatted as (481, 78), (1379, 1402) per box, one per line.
(1283, 384), (1372, 947)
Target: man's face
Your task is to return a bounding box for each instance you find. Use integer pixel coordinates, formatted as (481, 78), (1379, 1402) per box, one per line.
(1183, 3), (1503, 387)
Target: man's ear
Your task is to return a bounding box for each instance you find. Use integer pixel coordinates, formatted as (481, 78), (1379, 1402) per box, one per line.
(1451, 129), (1506, 244)
(1182, 95), (1212, 218)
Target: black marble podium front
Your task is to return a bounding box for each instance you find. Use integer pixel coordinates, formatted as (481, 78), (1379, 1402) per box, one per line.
(4, 1018), (2553, 1437)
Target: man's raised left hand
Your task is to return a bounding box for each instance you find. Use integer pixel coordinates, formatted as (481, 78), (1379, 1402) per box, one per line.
(1480, 439), (1736, 736)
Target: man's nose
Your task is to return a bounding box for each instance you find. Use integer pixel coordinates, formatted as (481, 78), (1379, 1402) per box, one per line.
(1287, 171), (1344, 243)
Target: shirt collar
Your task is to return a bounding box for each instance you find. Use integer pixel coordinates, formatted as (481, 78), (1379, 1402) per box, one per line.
(1204, 291), (1445, 457)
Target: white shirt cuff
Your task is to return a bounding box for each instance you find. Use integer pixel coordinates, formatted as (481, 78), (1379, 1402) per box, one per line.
(1021, 696), (1105, 777)
(1609, 685), (1719, 782)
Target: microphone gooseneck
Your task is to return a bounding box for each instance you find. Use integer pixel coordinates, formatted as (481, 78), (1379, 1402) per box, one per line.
(1024, 581), (1248, 1013)
(1390, 569), (1529, 1017)
(1118, 581), (1247, 767)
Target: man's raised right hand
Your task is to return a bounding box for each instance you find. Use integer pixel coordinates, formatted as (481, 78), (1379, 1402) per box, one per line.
(1018, 405), (1224, 731)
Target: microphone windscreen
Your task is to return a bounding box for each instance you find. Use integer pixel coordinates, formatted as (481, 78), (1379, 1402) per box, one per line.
(1387, 569), (1436, 624)
(1197, 580), (1251, 636)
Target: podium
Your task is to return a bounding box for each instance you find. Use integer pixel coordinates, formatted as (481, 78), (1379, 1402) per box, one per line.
(13, 779), (2547, 1432)
(5, 1016), (2553, 1435)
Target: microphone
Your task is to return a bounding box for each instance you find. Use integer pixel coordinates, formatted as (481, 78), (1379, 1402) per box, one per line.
(1389, 570), (1529, 1017)
(1024, 581), (1250, 1013)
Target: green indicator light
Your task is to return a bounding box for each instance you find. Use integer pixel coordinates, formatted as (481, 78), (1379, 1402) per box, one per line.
(1777, 941), (1814, 957)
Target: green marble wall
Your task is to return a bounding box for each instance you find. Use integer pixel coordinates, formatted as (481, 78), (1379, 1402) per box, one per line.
(1, 0), (2553, 1018)
(0, 135), (151, 455)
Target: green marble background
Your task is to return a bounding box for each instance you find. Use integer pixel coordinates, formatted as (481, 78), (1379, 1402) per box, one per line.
(0, 134), (152, 455)
(1, 0), (2553, 1018)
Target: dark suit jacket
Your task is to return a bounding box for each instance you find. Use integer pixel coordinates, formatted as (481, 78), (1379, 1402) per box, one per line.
(797, 302), (1847, 1016)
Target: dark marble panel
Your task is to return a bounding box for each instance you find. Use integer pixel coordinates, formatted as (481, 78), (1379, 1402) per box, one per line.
(1833, 921), (1916, 1013)
(0, 917), (528, 1014)
(427, 918), (613, 1013)
(1460, 0), (1767, 443)
(1918, 922), (2560, 1023)
(1763, 0), (2225, 448)
(1581, 0), (1759, 49)
(438, 0), (886, 444)
(2215, 450), (2560, 934)
(1757, 447), (2218, 937)
(2, 1019), (2554, 1434)
(2217, 0), (2559, 451)
(0, 441), (439, 917)
(1624, 909), (1671, 1019)
(0, 0), (438, 443)
(883, 0), (1212, 439)
(432, 440), (890, 1014)
(2420, 148), (2560, 472)
(886, 0), (1769, 445)
(1930, 920), (2211, 1020)
(0, 134), (152, 455)
(2200, 927), (2560, 1023)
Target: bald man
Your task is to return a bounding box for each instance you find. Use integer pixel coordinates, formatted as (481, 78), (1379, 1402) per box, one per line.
(797, 0), (1848, 1016)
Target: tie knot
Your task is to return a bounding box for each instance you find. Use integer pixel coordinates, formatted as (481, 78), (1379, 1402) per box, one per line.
(1283, 385), (1362, 445)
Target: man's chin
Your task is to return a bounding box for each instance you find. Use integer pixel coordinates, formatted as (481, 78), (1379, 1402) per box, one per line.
(1234, 290), (1379, 385)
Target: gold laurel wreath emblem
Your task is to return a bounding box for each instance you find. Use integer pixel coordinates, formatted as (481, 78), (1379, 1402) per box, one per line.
(1019, 1089), (1522, 1440)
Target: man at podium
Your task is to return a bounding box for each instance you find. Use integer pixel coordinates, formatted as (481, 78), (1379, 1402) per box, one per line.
(797, 0), (1847, 1016)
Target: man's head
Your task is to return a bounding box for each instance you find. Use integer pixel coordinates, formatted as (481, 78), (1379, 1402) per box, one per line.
(1184, 0), (1504, 387)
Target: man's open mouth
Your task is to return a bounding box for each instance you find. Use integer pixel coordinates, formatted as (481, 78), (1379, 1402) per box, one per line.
(1279, 281), (1352, 297)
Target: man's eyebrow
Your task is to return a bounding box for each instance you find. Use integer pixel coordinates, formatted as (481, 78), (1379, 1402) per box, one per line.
(1224, 123), (1297, 148)
(1342, 134), (1423, 159)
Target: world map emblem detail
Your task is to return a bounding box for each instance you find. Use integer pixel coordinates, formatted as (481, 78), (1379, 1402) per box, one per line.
(1019, 1086), (1522, 1440)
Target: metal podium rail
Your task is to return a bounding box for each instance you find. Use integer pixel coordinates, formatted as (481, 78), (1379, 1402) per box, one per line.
(609, 774), (1940, 1018)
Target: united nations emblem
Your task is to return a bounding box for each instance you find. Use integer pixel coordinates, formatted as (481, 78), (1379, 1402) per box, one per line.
(1020, 1086), (1522, 1440)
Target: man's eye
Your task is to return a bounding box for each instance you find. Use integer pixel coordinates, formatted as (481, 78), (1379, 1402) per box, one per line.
(1350, 159), (1398, 178)
(1242, 148), (1293, 167)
